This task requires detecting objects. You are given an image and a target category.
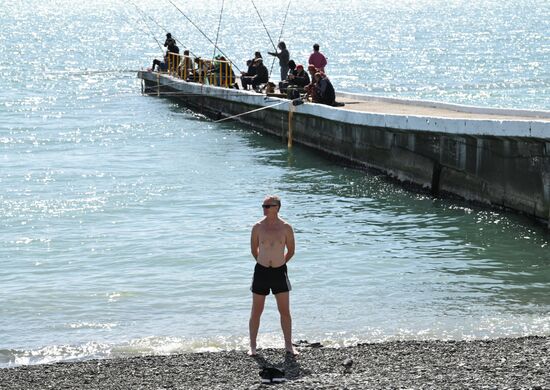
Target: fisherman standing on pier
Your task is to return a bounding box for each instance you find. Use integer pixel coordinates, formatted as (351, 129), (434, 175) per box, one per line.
(308, 43), (327, 72)
(152, 33), (180, 72)
(164, 33), (175, 47)
(268, 41), (290, 81)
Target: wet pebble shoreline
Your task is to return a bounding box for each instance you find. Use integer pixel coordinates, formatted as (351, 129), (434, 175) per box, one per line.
(1, 336), (549, 389)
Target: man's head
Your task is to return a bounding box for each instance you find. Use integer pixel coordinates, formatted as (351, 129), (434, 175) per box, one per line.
(254, 58), (263, 66)
(313, 43), (320, 52)
(262, 195), (281, 214)
(288, 60), (296, 70)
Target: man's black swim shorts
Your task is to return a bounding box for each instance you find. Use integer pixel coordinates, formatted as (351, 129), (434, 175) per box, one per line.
(251, 263), (291, 295)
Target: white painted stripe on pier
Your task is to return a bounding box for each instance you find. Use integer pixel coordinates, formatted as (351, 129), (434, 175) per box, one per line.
(139, 71), (550, 139)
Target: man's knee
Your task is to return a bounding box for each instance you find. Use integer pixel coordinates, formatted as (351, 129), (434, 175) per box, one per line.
(250, 307), (264, 320)
(277, 306), (291, 318)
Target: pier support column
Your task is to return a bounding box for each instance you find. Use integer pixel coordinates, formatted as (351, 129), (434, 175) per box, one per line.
(431, 162), (442, 196)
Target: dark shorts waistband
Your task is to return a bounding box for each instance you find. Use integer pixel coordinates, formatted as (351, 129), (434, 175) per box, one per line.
(255, 263), (287, 271)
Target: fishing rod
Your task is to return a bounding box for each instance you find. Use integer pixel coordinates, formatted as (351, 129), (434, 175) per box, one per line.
(166, 0), (241, 73)
(126, 0), (199, 58)
(212, 0), (225, 60)
(119, 8), (163, 53)
(269, 0), (292, 77)
(215, 100), (290, 123)
(250, 0), (278, 52)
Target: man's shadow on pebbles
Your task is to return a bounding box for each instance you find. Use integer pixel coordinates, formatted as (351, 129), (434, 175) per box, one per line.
(252, 341), (322, 382)
(252, 352), (309, 382)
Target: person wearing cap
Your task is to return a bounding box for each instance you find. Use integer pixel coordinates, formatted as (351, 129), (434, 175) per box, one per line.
(303, 64), (319, 100)
(268, 41), (290, 82)
(280, 62), (310, 95)
(242, 51), (262, 77)
(308, 43), (327, 72)
(241, 58), (269, 90)
(306, 64), (317, 80)
(290, 64), (310, 88)
(241, 59), (256, 79)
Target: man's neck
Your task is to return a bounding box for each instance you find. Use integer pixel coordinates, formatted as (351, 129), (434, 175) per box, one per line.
(265, 215), (280, 224)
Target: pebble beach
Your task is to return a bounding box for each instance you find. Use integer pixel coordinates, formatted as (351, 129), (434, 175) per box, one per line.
(1, 336), (548, 389)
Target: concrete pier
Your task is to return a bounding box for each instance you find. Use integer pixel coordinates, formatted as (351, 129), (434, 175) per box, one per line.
(138, 70), (550, 225)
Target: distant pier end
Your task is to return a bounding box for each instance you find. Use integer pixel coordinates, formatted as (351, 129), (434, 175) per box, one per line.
(138, 70), (550, 226)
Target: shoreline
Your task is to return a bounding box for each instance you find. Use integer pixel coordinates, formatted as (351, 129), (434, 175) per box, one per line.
(1, 336), (548, 389)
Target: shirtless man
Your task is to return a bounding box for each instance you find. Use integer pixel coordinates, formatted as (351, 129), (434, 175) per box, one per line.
(249, 195), (296, 356)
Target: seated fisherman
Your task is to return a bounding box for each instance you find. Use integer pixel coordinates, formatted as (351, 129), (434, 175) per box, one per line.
(152, 52), (169, 72)
(303, 64), (319, 100)
(177, 50), (195, 80)
(289, 64), (310, 88)
(194, 57), (214, 82)
(241, 58), (268, 91)
(215, 56), (235, 87)
(313, 72), (336, 106)
(241, 59), (256, 79)
(283, 63), (311, 98)
(278, 60), (296, 93)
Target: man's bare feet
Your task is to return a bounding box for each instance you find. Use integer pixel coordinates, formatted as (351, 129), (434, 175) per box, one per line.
(248, 347), (257, 357)
(285, 345), (299, 356)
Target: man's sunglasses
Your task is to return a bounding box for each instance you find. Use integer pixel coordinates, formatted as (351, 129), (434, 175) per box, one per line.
(262, 204), (278, 209)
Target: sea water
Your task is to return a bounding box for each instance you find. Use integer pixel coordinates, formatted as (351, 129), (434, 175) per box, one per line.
(0, 0), (549, 367)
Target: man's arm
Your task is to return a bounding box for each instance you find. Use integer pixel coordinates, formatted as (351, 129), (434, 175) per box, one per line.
(284, 224), (295, 263)
(250, 224), (259, 260)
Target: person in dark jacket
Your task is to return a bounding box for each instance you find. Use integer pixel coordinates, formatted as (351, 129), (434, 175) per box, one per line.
(278, 60), (296, 93)
(241, 60), (257, 79)
(313, 72), (335, 105)
(164, 33), (179, 54)
(289, 64), (310, 88)
(164, 33), (174, 47)
(242, 58), (269, 90)
(153, 34), (180, 72)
